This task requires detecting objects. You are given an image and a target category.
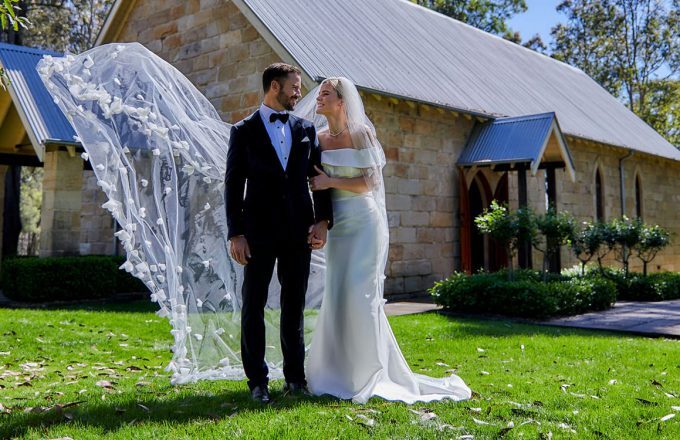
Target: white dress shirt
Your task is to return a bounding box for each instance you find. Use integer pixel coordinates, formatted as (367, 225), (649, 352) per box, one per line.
(259, 103), (292, 169)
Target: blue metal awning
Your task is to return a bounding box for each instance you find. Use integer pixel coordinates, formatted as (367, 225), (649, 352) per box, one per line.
(457, 112), (576, 181)
(0, 43), (76, 161)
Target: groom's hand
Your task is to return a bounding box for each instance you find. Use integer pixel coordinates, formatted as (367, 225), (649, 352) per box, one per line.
(307, 221), (328, 250)
(229, 235), (251, 265)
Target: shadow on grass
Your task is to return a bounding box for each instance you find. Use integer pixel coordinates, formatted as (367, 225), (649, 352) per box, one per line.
(1, 298), (159, 314)
(432, 311), (636, 340)
(0, 386), (339, 437)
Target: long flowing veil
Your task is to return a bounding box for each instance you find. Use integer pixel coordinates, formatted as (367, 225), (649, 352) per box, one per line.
(37, 42), (325, 384)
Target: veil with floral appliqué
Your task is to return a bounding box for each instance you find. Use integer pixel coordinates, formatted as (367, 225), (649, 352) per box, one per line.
(37, 42), (327, 384)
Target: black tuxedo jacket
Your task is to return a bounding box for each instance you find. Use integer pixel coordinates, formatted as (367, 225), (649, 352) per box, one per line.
(225, 110), (333, 248)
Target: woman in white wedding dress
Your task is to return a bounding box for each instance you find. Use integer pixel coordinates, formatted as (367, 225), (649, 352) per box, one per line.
(304, 78), (471, 404)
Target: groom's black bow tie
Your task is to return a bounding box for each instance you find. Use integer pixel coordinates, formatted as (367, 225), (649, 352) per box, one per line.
(269, 112), (289, 124)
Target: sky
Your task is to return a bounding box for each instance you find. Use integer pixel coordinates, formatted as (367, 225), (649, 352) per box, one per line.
(507, 0), (564, 47)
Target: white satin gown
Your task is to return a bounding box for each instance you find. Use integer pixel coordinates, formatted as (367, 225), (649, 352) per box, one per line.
(306, 148), (472, 404)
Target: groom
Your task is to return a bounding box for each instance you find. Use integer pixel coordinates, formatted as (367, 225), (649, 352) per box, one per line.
(225, 63), (333, 403)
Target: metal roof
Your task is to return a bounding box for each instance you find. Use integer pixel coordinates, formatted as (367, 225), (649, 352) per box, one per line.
(0, 43), (76, 161)
(458, 113), (576, 180)
(237, 0), (680, 161)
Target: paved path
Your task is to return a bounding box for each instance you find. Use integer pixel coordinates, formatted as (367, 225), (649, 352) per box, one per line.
(543, 300), (680, 337)
(384, 301), (441, 316)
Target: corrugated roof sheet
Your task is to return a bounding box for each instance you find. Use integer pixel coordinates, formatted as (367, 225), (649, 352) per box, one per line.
(458, 112), (576, 180)
(240, 0), (680, 161)
(0, 43), (76, 158)
(459, 113), (555, 165)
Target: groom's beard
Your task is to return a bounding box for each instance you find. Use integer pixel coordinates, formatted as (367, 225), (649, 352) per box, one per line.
(277, 90), (298, 111)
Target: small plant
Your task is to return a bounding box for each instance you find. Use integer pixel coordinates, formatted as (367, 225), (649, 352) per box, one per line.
(534, 208), (576, 279)
(633, 224), (671, 276)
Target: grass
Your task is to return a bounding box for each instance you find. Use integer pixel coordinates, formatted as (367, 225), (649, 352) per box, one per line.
(0, 301), (678, 439)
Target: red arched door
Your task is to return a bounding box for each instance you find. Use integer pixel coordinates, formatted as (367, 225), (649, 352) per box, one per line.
(460, 171), (509, 273)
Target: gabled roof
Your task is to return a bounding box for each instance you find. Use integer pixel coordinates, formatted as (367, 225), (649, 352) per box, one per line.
(458, 113), (576, 181)
(99, 0), (680, 161)
(0, 43), (77, 161)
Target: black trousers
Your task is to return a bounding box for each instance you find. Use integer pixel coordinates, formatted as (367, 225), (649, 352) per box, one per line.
(240, 239), (311, 390)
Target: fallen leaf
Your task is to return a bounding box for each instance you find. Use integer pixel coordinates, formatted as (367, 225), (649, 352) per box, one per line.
(660, 413), (675, 422)
(557, 423), (576, 433)
(95, 380), (115, 389)
(355, 414), (375, 427)
(137, 403), (149, 412)
(472, 417), (490, 425)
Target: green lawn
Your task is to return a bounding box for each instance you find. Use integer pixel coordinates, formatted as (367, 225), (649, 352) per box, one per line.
(0, 301), (678, 439)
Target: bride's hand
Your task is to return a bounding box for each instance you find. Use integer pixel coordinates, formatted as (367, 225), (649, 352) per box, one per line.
(310, 165), (333, 191)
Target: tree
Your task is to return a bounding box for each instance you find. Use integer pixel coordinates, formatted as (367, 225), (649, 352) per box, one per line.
(475, 200), (537, 280)
(1, 1), (112, 53)
(534, 208), (576, 279)
(551, 0), (624, 95)
(412, 0), (527, 35)
(0, 0), (29, 87)
(638, 79), (680, 147)
(570, 221), (605, 276)
(18, 167), (41, 255)
(611, 216), (643, 276)
(633, 224), (670, 276)
(551, 0), (679, 145)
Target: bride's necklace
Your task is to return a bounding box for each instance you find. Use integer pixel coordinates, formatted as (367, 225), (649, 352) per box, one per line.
(328, 125), (348, 137)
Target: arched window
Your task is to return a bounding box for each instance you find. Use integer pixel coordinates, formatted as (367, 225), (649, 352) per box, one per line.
(635, 174), (643, 219)
(595, 168), (604, 221)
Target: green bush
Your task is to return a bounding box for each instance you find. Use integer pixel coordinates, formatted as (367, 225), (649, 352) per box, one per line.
(611, 272), (680, 301)
(430, 270), (617, 319)
(1, 256), (146, 302)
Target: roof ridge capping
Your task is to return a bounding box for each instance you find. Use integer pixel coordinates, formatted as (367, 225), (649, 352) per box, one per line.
(399, 0), (586, 76)
(491, 112), (556, 124)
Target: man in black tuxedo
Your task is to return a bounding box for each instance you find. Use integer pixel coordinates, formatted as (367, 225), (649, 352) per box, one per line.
(225, 63), (333, 404)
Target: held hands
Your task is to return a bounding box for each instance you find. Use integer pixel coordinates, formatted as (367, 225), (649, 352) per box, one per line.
(229, 235), (251, 265)
(307, 221), (328, 250)
(309, 165), (333, 191)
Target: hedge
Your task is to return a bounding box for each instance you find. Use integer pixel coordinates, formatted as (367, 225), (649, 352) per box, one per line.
(430, 271), (618, 319)
(1, 256), (146, 302)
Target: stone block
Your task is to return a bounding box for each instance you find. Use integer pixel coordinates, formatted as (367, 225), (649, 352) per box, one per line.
(400, 211), (429, 226)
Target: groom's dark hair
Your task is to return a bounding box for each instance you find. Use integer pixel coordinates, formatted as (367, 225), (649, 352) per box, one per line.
(263, 63), (301, 93)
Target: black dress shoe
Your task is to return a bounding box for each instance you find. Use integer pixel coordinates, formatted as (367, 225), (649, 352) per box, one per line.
(251, 384), (271, 404)
(283, 381), (311, 397)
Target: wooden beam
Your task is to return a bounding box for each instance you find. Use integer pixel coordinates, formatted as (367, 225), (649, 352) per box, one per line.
(0, 153), (42, 167)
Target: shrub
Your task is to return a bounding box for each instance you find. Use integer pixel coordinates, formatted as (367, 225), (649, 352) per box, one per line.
(1, 256), (146, 302)
(612, 272), (680, 301)
(430, 270), (617, 319)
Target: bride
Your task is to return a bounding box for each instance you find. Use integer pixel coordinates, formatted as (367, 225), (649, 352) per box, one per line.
(304, 77), (471, 404)
(37, 43), (470, 404)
